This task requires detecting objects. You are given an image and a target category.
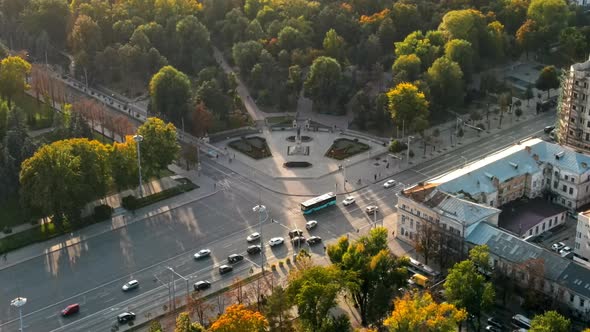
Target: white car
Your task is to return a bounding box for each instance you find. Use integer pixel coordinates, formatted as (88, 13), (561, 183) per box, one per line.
(247, 232), (261, 242)
(122, 280), (139, 291)
(383, 179), (396, 188)
(560, 246), (572, 255)
(342, 196), (355, 206)
(268, 237), (285, 247)
(194, 249), (211, 259)
(552, 242), (565, 252)
(306, 220), (318, 230)
(365, 205), (379, 214)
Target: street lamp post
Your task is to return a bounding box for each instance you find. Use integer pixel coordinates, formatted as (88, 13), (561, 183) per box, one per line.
(11, 297), (27, 332)
(133, 134), (144, 197)
(166, 266), (190, 308)
(407, 136), (414, 162)
(252, 205), (268, 273)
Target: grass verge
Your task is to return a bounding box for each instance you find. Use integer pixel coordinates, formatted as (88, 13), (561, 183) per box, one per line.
(122, 179), (198, 211)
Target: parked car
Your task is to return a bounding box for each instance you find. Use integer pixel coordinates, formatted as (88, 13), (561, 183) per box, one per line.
(365, 205), (379, 214)
(117, 312), (136, 324)
(219, 265), (234, 274)
(487, 317), (503, 329)
(61, 304), (80, 317)
(247, 245), (262, 255)
(560, 246), (572, 256)
(544, 125), (555, 133)
(288, 229), (304, 239)
(194, 280), (211, 291)
(247, 232), (261, 242)
(228, 254), (244, 263)
(552, 242), (566, 252)
(307, 236), (322, 245)
(383, 179), (396, 188)
(122, 280), (139, 291)
(342, 196), (356, 206)
(306, 220), (318, 230)
(484, 325), (501, 332)
(291, 236), (306, 245)
(194, 249), (211, 259)
(268, 237), (285, 247)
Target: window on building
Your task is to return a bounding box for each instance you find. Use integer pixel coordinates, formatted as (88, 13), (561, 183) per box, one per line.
(410, 220), (413, 228)
(562, 214), (565, 220)
(555, 171), (559, 177)
(581, 298), (585, 308)
(529, 229), (533, 235)
(550, 219), (553, 227)
(575, 92), (579, 98)
(535, 225), (539, 234)
(401, 227), (405, 235)
(566, 175), (569, 180)
(579, 231), (582, 239)
(568, 201), (572, 207)
(554, 181), (559, 189)
(576, 242), (580, 249)
(542, 223), (546, 231)
(563, 185), (567, 192)
(570, 187), (574, 195)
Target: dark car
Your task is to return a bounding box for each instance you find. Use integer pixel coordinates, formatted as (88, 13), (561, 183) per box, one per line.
(291, 236), (306, 245)
(247, 245), (262, 255)
(228, 254), (244, 263)
(219, 264), (234, 274)
(288, 229), (304, 239)
(307, 236), (322, 245)
(544, 125), (555, 133)
(61, 304), (80, 317)
(194, 280), (211, 291)
(487, 317), (503, 329)
(117, 312), (136, 324)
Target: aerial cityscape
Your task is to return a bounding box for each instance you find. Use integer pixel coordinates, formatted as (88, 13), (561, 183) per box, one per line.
(0, 0), (589, 331)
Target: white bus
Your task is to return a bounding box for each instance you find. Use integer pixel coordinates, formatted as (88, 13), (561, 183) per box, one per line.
(301, 192), (336, 214)
(511, 314), (531, 329)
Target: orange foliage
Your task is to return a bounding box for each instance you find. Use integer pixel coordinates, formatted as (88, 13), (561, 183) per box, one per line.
(209, 304), (268, 332)
(340, 3), (353, 11)
(359, 9), (390, 25)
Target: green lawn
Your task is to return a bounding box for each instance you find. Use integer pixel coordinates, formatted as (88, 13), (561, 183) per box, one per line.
(0, 197), (28, 229)
(266, 115), (294, 125)
(13, 93), (54, 130)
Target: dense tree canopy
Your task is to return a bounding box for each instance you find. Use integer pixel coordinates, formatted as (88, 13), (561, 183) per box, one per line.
(149, 65), (192, 125)
(427, 57), (464, 109)
(530, 311), (571, 332)
(0, 56), (31, 107)
(536, 65), (561, 98)
(210, 304), (268, 332)
(386, 83), (429, 132)
(136, 117), (180, 178)
(304, 56), (344, 113)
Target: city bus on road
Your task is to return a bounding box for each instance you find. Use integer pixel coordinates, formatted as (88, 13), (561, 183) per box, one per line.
(301, 193), (337, 214)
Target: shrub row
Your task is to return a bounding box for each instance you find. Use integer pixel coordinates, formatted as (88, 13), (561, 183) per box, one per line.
(122, 181), (198, 211)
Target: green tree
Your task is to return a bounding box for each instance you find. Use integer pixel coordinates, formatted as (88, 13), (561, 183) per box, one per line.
(444, 260), (495, 331)
(377, 17), (396, 52)
(444, 39), (474, 81)
(530, 311), (570, 332)
(0, 56), (32, 107)
(69, 14), (103, 58)
(176, 15), (210, 72)
(323, 29), (346, 61)
(304, 56), (343, 112)
(328, 227), (409, 326)
(19, 139), (111, 226)
(263, 286), (294, 332)
(536, 66), (560, 99)
(21, 0), (70, 46)
(136, 117), (180, 178)
(559, 27), (587, 62)
(110, 136), (138, 191)
(469, 245), (491, 274)
(148, 320), (163, 332)
(392, 54), (422, 83)
(527, 0), (568, 39)
(232, 40), (263, 73)
(516, 19), (542, 58)
(395, 31), (441, 70)
(427, 57), (464, 109)
(438, 9), (488, 56)
(386, 83), (429, 132)
(384, 292), (467, 332)
(278, 26), (304, 52)
(498, 0), (529, 34)
(287, 265), (346, 331)
(149, 65), (192, 125)
(246, 20), (265, 40)
(0, 99), (9, 139)
(391, 2), (421, 40)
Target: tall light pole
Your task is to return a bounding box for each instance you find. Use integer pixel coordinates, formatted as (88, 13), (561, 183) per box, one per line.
(407, 136), (414, 162)
(11, 297), (26, 332)
(133, 134), (144, 197)
(252, 205), (268, 273)
(166, 267), (190, 307)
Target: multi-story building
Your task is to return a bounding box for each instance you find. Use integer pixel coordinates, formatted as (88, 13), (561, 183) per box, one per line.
(558, 57), (590, 153)
(575, 210), (590, 263)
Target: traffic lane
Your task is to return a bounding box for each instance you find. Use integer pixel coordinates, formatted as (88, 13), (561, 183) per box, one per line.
(0, 190), (271, 323)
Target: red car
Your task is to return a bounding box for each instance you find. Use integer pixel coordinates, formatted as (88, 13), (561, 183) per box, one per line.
(61, 304), (80, 316)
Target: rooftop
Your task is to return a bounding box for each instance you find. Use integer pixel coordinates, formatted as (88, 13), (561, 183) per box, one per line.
(499, 198), (567, 236)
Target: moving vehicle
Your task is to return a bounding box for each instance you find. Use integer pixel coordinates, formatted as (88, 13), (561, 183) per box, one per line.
(117, 312), (136, 324)
(291, 236), (306, 245)
(194, 249), (211, 259)
(122, 280), (139, 291)
(194, 280), (211, 291)
(560, 246), (572, 256)
(342, 196), (356, 206)
(511, 314), (532, 329)
(288, 229), (304, 238)
(268, 237), (285, 247)
(307, 236), (322, 245)
(365, 205), (379, 214)
(247, 245), (261, 254)
(228, 254), (244, 263)
(409, 273), (429, 287)
(247, 232), (261, 242)
(305, 220), (318, 230)
(484, 326), (501, 332)
(383, 179), (396, 188)
(61, 304), (80, 317)
(301, 192), (337, 214)
(552, 242), (565, 252)
(219, 265), (234, 274)
(544, 125), (555, 133)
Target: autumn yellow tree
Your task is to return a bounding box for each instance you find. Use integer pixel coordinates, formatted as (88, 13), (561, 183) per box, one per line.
(209, 304), (268, 332)
(0, 56), (31, 107)
(384, 292), (467, 332)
